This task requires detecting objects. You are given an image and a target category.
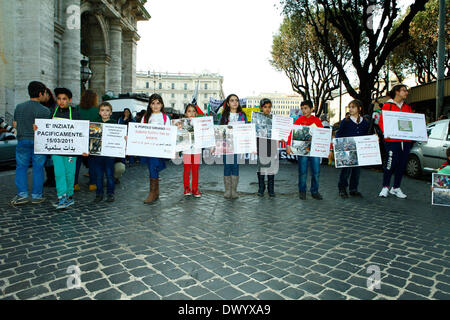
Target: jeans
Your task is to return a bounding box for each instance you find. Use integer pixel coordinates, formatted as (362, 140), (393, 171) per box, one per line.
(383, 141), (412, 188)
(52, 155), (77, 198)
(15, 139), (47, 199)
(94, 156), (115, 195)
(224, 154), (239, 176)
(298, 156), (320, 194)
(338, 167), (361, 192)
(146, 157), (166, 179)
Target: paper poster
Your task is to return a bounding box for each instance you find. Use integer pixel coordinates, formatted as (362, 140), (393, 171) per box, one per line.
(172, 118), (194, 152)
(333, 135), (382, 168)
(232, 123), (257, 154)
(382, 110), (427, 142)
(290, 125), (331, 158)
(213, 125), (234, 155)
(89, 122), (127, 158)
(432, 173), (450, 207)
(193, 116), (215, 148)
(34, 118), (89, 155)
(252, 111), (272, 139)
(126, 122), (177, 159)
(272, 115), (293, 141)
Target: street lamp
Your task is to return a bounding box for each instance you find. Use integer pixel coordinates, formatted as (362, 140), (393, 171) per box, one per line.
(80, 56), (92, 93)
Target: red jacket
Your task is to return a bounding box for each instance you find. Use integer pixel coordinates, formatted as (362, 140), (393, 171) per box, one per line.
(378, 100), (413, 143)
(287, 115), (323, 145)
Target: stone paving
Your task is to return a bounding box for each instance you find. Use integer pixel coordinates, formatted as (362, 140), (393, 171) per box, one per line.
(0, 159), (449, 300)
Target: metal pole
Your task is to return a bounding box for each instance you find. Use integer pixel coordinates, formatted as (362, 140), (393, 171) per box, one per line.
(339, 77), (342, 121)
(436, 0), (445, 120)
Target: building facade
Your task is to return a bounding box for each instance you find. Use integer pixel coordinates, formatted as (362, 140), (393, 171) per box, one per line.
(136, 71), (225, 113)
(246, 93), (303, 116)
(0, 0), (149, 120)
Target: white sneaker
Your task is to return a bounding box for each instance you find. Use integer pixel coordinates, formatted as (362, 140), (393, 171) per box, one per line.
(389, 188), (407, 199)
(379, 187), (389, 198)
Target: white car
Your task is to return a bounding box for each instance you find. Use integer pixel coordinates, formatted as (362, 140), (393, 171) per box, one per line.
(105, 98), (148, 120)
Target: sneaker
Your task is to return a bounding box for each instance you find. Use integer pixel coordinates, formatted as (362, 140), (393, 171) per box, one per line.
(83, 173), (90, 177)
(55, 197), (67, 210)
(311, 193), (323, 200)
(339, 189), (349, 199)
(10, 195), (29, 205)
(389, 188), (407, 199)
(73, 184), (81, 192)
(31, 197), (46, 204)
(65, 197), (74, 207)
(106, 194), (115, 202)
(184, 187), (192, 196)
(349, 191), (363, 198)
(299, 192), (306, 200)
(93, 194), (103, 203)
(379, 187), (389, 198)
(193, 189), (202, 198)
(89, 184), (97, 191)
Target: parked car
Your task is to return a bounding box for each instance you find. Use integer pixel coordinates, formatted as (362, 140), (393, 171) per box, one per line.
(105, 98), (149, 122)
(406, 119), (450, 178)
(0, 133), (17, 165)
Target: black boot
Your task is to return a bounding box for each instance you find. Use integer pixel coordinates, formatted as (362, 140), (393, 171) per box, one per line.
(268, 175), (275, 197)
(44, 166), (56, 187)
(257, 172), (265, 197)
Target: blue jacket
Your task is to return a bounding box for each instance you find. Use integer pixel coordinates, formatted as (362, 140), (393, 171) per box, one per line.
(336, 118), (369, 138)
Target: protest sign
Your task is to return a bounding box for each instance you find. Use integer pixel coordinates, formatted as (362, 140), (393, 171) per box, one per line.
(126, 122), (176, 159)
(172, 118), (194, 152)
(272, 115), (293, 141)
(243, 108), (260, 122)
(290, 125), (331, 158)
(252, 111), (272, 139)
(432, 173), (450, 207)
(89, 122), (127, 158)
(193, 116), (215, 148)
(232, 123), (257, 154)
(34, 118), (89, 155)
(213, 125), (234, 155)
(382, 110), (427, 142)
(333, 135), (381, 168)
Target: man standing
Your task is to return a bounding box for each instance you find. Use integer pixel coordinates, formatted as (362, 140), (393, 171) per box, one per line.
(10, 81), (51, 205)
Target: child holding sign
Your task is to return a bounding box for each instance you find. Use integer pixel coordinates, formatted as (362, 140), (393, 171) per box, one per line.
(286, 100), (324, 200)
(219, 94), (248, 199)
(334, 100), (369, 199)
(182, 104), (202, 197)
(93, 102), (117, 203)
(141, 94), (171, 204)
(378, 84), (412, 199)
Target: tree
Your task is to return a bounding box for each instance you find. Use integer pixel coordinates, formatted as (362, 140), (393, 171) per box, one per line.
(281, 0), (430, 113)
(271, 14), (350, 116)
(391, 0), (450, 84)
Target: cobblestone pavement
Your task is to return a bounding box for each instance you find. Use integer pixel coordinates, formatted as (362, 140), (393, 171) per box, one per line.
(0, 159), (449, 300)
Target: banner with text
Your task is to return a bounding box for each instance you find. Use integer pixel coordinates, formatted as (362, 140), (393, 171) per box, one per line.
(290, 125), (331, 158)
(193, 116), (215, 148)
(382, 110), (427, 142)
(89, 122), (127, 158)
(333, 135), (382, 168)
(126, 123), (177, 159)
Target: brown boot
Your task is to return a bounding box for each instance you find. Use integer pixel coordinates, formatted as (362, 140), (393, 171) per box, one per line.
(144, 178), (158, 204)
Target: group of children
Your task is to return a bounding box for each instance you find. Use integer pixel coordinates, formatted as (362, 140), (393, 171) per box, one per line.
(13, 82), (444, 210)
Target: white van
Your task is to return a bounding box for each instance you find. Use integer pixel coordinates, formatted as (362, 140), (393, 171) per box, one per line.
(105, 98), (148, 120)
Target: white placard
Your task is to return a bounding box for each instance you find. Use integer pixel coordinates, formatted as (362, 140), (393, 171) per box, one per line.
(252, 111), (272, 139)
(272, 115), (293, 141)
(89, 122), (127, 158)
(213, 125), (234, 155)
(382, 110), (427, 142)
(334, 135), (381, 168)
(126, 122), (177, 159)
(172, 118), (194, 152)
(432, 173), (450, 207)
(34, 118), (89, 155)
(193, 116), (215, 148)
(232, 123), (257, 154)
(291, 125), (331, 158)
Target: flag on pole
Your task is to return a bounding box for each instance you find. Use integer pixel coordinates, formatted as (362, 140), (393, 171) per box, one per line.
(191, 80), (205, 116)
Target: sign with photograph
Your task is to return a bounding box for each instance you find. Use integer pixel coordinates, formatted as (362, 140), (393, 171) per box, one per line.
(172, 118), (194, 152)
(252, 111), (272, 139)
(432, 173), (450, 207)
(89, 122), (127, 158)
(192, 116), (215, 148)
(290, 125), (331, 158)
(382, 110), (427, 142)
(333, 135), (382, 168)
(34, 118), (89, 155)
(126, 122), (177, 159)
(213, 125), (234, 155)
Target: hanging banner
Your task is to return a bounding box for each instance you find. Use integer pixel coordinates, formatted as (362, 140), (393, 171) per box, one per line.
(272, 115), (293, 141)
(290, 125), (331, 158)
(382, 110), (427, 142)
(89, 122), (127, 158)
(34, 118), (89, 155)
(172, 118), (194, 152)
(232, 123), (257, 154)
(126, 122), (176, 159)
(252, 111), (272, 139)
(432, 173), (450, 207)
(333, 135), (381, 168)
(192, 116), (215, 148)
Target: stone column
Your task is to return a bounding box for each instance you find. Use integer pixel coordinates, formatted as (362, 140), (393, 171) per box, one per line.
(61, 0), (81, 104)
(108, 19), (122, 95)
(89, 54), (110, 99)
(121, 31), (139, 94)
